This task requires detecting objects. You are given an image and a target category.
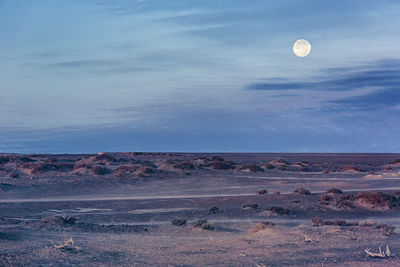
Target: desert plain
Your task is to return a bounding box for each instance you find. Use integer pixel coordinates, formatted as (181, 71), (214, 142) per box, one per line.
(0, 152), (400, 266)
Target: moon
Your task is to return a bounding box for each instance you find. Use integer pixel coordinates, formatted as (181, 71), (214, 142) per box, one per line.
(293, 39), (311, 57)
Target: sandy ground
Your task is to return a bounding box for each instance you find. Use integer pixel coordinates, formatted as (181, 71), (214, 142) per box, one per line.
(1, 153), (400, 266)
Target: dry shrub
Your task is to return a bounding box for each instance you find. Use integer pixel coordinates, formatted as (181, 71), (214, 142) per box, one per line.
(20, 162), (52, 174)
(277, 165), (288, 171)
(42, 215), (77, 226)
(293, 188), (311, 195)
(266, 206), (290, 215)
(192, 219), (214, 230)
(211, 156), (224, 161)
(0, 156), (10, 164)
(210, 161), (235, 170)
(209, 206), (219, 214)
(239, 164), (264, 172)
(323, 219), (357, 227)
(356, 192), (399, 209)
(91, 165), (111, 175)
(51, 162), (75, 172)
(7, 172), (20, 178)
(171, 217), (186, 226)
(332, 194), (355, 210)
(264, 164), (275, 170)
(256, 189), (268, 195)
(134, 166), (156, 177)
(243, 203), (258, 209)
(251, 221), (276, 233)
(389, 159), (400, 164)
(92, 153), (117, 163)
(320, 194), (333, 205)
(114, 165), (139, 177)
(173, 161), (195, 170)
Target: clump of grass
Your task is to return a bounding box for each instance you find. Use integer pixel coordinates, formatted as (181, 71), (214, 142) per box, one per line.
(171, 217), (187, 226)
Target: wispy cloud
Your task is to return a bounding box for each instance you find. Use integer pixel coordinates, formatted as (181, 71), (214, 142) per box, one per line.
(247, 59), (400, 93)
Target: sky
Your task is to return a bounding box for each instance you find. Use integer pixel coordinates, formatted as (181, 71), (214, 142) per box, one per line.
(0, 0), (400, 153)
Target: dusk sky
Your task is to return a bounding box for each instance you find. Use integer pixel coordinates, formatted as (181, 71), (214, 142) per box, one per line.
(1, 0), (400, 153)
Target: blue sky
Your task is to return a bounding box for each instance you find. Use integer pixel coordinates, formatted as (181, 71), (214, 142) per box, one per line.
(0, 0), (400, 153)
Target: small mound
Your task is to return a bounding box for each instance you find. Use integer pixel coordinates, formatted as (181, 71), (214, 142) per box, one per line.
(268, 159), (290, 165)
(339, 166), (363, 173)
(239, 164), (264, 172)
(264, 206), (290, 216)
(293, 188), (311, 195)
(326, 188), (343, 194)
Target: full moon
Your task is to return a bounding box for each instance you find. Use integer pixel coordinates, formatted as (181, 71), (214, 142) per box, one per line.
(293, 39), (311, 57)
